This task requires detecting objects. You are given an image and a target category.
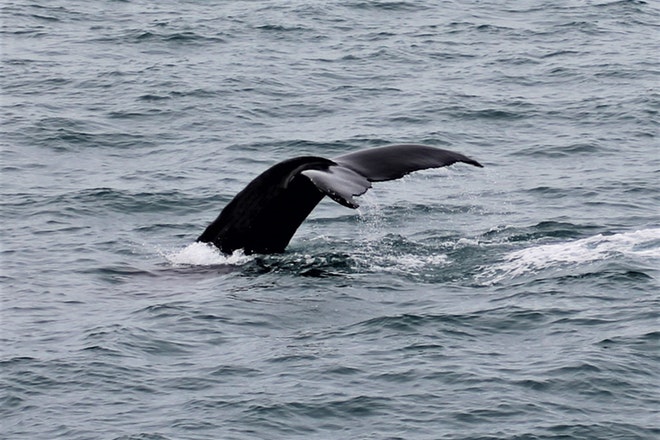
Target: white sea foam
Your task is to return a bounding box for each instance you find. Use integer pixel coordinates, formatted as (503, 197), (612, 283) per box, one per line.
(366, 253), (449, 275)
(163, 242), (253, 267)
(485, 228), (660, 282)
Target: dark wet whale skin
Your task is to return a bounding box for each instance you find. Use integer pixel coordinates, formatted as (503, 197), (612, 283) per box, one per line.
(197, 144), (483, 254)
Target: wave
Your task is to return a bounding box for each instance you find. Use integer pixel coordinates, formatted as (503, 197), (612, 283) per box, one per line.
(157, 226), (659, 287)
(483, 228), (660, 283)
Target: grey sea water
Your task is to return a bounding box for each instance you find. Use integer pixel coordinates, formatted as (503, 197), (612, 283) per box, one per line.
(2, 1), (659, 439)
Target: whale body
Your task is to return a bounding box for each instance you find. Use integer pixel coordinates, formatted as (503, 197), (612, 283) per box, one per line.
(197, 144), (483, 254)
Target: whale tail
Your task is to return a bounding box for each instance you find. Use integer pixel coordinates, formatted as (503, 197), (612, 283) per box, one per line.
(306, 143), (483, 208)
(197, 144), (483, 254)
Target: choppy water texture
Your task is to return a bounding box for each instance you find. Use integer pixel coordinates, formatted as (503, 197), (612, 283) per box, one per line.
(2, 1), (659, 439)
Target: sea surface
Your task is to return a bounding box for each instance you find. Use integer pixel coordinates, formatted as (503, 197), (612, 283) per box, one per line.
(2, 1), (659, 439)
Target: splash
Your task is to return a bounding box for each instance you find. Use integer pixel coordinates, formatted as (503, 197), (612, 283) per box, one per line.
(162, 242), (253, 267)
(484, 228), (660, 283)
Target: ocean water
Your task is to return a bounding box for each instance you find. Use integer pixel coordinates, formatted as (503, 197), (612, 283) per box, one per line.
(1, 1), (659, 439)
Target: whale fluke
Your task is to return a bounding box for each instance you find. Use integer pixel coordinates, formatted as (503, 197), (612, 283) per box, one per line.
(197, 144), (483, 254)
(335, 143), (483, 182)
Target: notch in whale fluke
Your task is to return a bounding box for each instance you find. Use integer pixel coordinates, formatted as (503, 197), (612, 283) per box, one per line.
(196, 144), (483, 255)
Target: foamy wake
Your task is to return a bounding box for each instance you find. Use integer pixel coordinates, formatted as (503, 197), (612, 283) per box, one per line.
(484, 228), (660, 283)
(366, 253), (449, 275)
(162, 242), (253, 267)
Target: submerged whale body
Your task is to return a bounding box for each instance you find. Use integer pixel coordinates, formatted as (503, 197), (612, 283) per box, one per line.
(197, 144), (483, 254)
